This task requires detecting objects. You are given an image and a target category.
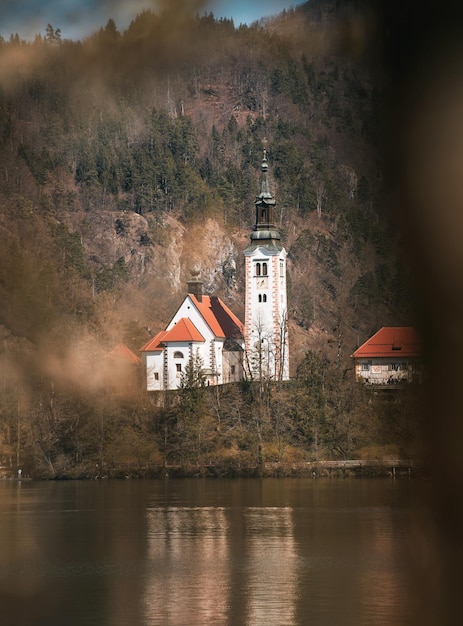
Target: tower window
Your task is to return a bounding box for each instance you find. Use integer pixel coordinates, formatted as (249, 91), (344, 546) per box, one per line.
(263, 294), (267, 302)
(258, 294), (262, 303)
(262, 262), (268, 276)
(176, 363), (182, 372)
(256, 263), (261, 276)
(174, 351), (184, 359)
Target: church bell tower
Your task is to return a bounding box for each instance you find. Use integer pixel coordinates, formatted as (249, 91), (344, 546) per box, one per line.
(244, 150), (289, 381)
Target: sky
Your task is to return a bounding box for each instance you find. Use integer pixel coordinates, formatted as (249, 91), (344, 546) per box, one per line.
(0, 0), (304, 41)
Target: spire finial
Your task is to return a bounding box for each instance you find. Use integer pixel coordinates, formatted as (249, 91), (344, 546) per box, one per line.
(261, 138), (269, 172)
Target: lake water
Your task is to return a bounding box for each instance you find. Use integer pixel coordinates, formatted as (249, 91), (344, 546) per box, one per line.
(0, 478), (421, 626)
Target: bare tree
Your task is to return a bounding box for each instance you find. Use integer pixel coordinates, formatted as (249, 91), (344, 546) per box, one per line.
(314, 178), (326, 218)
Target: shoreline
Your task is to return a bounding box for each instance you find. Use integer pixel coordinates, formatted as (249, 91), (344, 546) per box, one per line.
(1, 459), (421, 481)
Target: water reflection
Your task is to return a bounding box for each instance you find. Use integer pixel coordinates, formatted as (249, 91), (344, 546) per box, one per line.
(358, 511), (410, 624)
(144, 505), (298, 625)
(145, 507), (230, 624)
(244, 507), (297, 626)
(0, 479), (416, 626)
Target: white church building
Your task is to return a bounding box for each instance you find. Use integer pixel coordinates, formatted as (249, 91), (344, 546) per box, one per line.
(140, 275), (245, 391)
(140, 151), (289, 390)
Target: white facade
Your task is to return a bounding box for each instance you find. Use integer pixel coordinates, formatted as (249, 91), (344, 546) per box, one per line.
(141, 292), (244, 391)
(144, 340), (206, 392)
(168, 296), (226, 384)
(354, 358), (422, 385)
(244, 246), (289, 381)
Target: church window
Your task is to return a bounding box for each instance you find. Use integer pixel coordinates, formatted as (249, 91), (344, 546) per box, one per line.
(174, 351), (184, 359)
(256, 263), (261, 276)
(258, 294), (262, 302)
(263, 294), (267, 302)
(176, 363), (182, 372)
(262, 262), (268, 276)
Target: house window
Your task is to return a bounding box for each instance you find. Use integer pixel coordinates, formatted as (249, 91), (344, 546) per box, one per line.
(154, 372), (159, 381)
(390, 363), (400, 371)
(174, 351), (184, 359)
(262, 262), (268, 276)
(256, 262), (261, 276)
(176, 363), (182, 372)
(361, 363), (370, 371)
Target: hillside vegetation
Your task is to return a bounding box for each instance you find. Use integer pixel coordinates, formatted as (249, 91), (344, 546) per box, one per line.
(0, 1), (423, 477)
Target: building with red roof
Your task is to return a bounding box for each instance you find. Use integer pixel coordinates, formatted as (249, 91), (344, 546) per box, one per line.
(108, 343), (142, 366)
(140, 153), (289, 391)
(140, 273), (244, 391)
(105, 343), (143, 396)
(351, 326), (423, 385)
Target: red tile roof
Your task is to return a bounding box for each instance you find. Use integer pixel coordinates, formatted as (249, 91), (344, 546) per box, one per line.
(140, 319), (205, 352)
(108, 343), (141, 365)
(140, 293), (243, 353)
(140, 330), (168, 352)
(164, 317), (205, 343)
(191, 295), (244, 339)
(352, 327), (422, 359)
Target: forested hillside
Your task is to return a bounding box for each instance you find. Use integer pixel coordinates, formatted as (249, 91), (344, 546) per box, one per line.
(0, 1), (423, 477)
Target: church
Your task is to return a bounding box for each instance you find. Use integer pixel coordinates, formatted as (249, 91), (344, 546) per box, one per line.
(140, 151), (289, 390)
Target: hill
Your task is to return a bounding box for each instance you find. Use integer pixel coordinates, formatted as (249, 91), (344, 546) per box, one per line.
(0, 1), (423, 477)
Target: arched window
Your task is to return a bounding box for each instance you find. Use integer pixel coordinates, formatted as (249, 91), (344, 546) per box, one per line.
(262, 262), (268, 276)
(173, 351), (184, 359)
(263, 294), (267, 303)
(256, 262), (261, 276)
(258, 294), (262, 302)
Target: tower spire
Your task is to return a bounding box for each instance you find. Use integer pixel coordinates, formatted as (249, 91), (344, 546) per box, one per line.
(249, 146), (281, 249)
(243, 149), (289, 382)
(256, 149), (275, 211)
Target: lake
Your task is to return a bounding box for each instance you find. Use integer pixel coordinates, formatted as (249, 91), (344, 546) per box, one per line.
(0, 478), (423, 626)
